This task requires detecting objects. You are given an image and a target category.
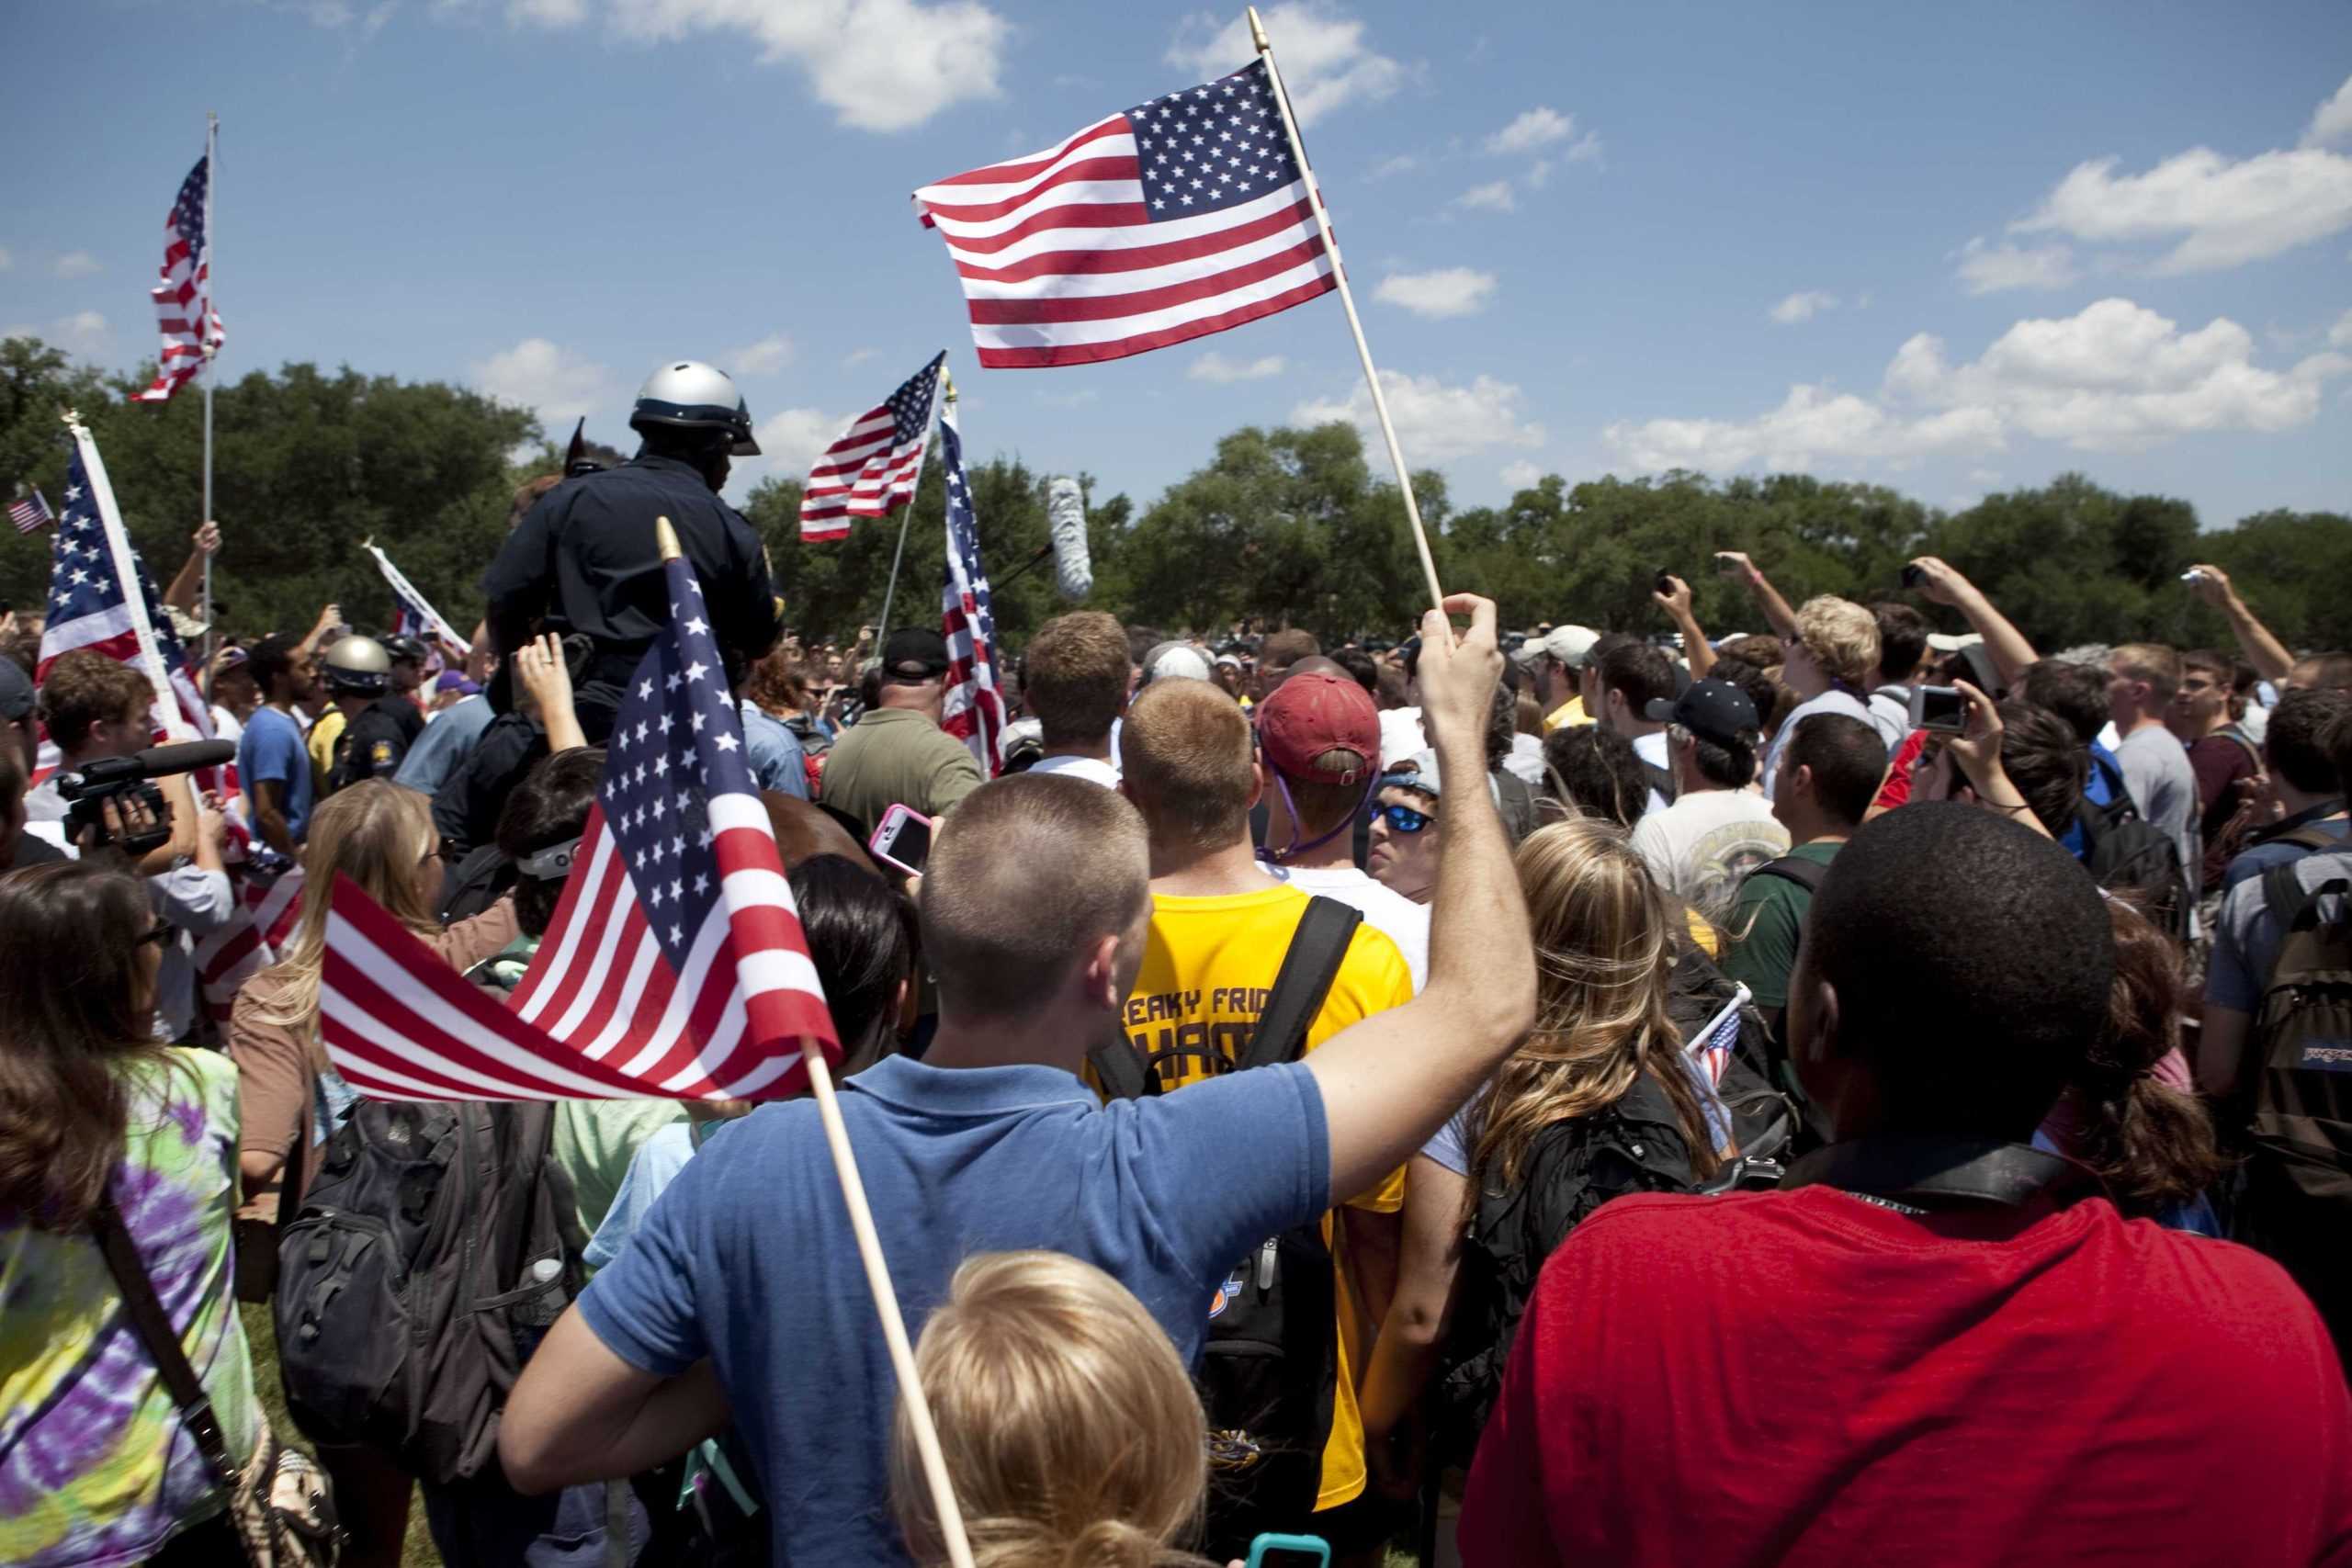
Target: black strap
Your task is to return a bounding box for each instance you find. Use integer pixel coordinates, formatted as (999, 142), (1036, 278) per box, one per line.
(1087, 1030), (1157, 1102)
(87, 1193), (243, 1494)
(2272, 824), (2344, 854)
(1748, 854), (1827, 896)
(1239, 897), (1363, 1072)
(1785, 1134), (2098, 1209)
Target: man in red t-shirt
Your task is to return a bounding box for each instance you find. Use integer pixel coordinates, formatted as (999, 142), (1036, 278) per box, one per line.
(1460, 802), (2352, 1568)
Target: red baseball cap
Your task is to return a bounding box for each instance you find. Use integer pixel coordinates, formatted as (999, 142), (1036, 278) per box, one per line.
(1256, 671), (1379, 785)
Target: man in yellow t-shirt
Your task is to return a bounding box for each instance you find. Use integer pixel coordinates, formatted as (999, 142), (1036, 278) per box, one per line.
(1115, 677), (1414, 1529)
(1518, 624), (1600, 734)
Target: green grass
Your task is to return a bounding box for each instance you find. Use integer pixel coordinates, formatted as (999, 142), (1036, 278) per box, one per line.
(240, 1303), (442, 1568)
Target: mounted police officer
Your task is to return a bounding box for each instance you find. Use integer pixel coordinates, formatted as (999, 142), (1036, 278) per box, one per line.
(481, 359), (782, 744)
(322, 635), (426, 795)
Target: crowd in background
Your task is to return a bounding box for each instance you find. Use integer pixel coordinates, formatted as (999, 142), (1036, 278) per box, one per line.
(5, 415), (2351, 1568)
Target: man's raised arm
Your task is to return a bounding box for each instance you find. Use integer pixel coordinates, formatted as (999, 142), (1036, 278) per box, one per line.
(1307, 593), (1538, 1201)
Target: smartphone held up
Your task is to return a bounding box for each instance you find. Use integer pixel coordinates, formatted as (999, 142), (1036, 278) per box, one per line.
(868, 804), (934, 878)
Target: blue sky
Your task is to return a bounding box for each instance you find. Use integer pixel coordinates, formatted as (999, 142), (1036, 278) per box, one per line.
(4, 0), (2348, 531)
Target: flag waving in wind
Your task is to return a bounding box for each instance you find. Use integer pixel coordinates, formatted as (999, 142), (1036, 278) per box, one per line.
(799, 353), (945, 542)
(364, 540), (472, 659)
(321, 521), (840, 1102)
(912, 59), (1334, 368)
(133, 152), (223, 403)
(937, 404), (1006, 776)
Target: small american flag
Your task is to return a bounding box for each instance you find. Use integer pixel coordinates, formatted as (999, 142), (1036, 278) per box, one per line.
(938, 404), (1005, 776)
(133, 152), (223, 404)
(8, 489), (52, 534)
(913, 59), (1334, 369)
(1687, 984), (1751, 1091)
(196, 864), (305, 1024)
(800, 353), (945, 542)
(39, 434), (213, 743)
(320, 540), (841, 1102)
(365, 540), (472, 659)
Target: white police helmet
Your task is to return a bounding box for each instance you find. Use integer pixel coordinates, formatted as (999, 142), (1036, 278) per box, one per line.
(629, 360), (761, 457)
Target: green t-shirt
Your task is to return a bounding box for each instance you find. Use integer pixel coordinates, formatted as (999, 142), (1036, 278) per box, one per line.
(1721, 840), (1844, 1011)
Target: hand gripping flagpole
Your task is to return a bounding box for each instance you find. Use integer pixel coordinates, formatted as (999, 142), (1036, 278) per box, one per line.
(1249, 6), (1445, 613)
(653, 518), (975, 1568)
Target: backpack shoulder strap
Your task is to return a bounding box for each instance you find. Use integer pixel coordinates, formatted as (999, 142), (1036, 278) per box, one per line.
(2262, 862), (2322, 944)
(2274, 825), (2342, 854)
(1239, 897), (1363, 1072)
(87, 1194), (242, 1493)
(1087, 1032), (1156, 1101)
(1748, 854), (1826, 896)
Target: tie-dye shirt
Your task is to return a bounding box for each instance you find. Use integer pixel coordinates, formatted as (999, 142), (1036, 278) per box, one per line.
(0, 1049), (260, 1567)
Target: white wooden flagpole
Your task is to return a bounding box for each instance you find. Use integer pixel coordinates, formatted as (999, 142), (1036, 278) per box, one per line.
(200, 111), (218, 684)
(655, 517), (976, 1568)
(1248, 6), (1445, 612)
(872, 354), (951, 649)
(65, 411), (182, 731)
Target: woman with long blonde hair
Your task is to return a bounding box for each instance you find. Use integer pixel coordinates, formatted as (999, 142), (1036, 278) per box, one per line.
(1359, 817), (1728, 1522)
(225, 779), (514, 1568)
(894, 1251), (1219, 1568)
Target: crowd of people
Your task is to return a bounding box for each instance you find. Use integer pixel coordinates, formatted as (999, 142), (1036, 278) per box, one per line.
(5, 359), (2350, 1568)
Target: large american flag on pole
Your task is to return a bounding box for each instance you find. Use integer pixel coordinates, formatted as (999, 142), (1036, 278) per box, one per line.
(937, 404), (1005, 776)
(799, 353), (944, 542)
(132, 153), (223, 403)
(320, 525), (841, 1102)
(912, 59), (1334, 369)
(39, 430), (212, 744)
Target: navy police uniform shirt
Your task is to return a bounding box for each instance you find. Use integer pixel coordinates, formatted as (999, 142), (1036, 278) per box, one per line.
(329, 697), (424, 795)
(482, 453), (780, 671)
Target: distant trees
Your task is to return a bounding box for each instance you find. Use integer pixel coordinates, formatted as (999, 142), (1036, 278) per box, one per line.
(5, 332), (2346, 661)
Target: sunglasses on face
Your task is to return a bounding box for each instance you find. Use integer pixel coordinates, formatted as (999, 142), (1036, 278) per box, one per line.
(1376, 802), (1436, 834)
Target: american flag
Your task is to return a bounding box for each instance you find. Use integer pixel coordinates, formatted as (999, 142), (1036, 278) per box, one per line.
(938, 405), (1005, 775)
(39, 432), (213, 744)
(319, 539), (841, 1102)
(196, 863), (305, 1023)
(365, 540), (472, 659)
(8, 489), (52, 534)
(132, 152), (223, 404)
(913, 59), (1334, 369)
(1687, 984), (1752, 1091)
(799, 353), (944, 542)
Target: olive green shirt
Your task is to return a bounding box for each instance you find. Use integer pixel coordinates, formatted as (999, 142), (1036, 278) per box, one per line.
(818, 706), (987, 838)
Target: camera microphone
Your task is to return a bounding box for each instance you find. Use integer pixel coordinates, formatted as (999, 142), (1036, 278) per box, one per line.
(133, 739), (237, 776)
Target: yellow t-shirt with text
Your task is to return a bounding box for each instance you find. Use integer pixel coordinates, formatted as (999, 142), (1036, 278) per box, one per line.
(1119, 883), (1415, 1513)
(1543, 694), (1591, 734)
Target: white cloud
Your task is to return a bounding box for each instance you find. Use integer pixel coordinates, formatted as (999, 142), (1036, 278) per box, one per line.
(1605, 297), (2351, 474)
(1769, 289), (1839, 325)
(844, 347), (876, 367)
(50, 311), (108, 353)
(1292, 369), (1543, 461)
(1453, 179), (1516, 213)
(1167, 4), (1402, 126)
(2012, 145), (2352, 274)
(518, 0), (1009, 133)
(1564, 129), (1603, 166)
(1487, 107), (1572, 155)
(749, 407), (847, 476)
(473, 338), (621, 434)
(2331, 308), (2352, 349)
(1189, 351), (1287, 382)
(51, 252), (100, 279)
(1374, 266), (1497, 319)
(1953, 236), (2080, 294)
(722, 333), (793, 376)
(1369, 152), (1423, 180)
(2302, 71), (2352, 148)
(1500, 458), (1545, 489)
(0, 247), (12, 271)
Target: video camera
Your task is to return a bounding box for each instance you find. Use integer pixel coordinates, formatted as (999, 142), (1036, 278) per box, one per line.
(55, 740), (234, 856)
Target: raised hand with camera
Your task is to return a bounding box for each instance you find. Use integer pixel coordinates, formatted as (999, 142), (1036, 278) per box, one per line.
(1713, 549), (1800, 639)
(2182, 560), (2294, 685)
(1652, 572), (1715, 678)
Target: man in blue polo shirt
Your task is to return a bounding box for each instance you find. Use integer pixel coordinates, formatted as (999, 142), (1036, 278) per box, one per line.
(496, 596), (1537, 1567)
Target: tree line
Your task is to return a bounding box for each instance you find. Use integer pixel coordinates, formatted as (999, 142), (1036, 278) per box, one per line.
(6, 335), (2347, 658)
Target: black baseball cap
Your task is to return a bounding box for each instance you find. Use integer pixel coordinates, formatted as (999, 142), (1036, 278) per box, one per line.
(1647, 678), (1758, 749)
(881, 627), (951, 678)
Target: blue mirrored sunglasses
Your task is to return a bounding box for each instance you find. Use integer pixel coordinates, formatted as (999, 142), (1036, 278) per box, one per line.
(1375, 802), (1435, 834)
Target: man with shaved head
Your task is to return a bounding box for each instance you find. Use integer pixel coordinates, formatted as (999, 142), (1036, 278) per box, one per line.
(501, 598), (1538, 1567)
(1118, 676), (1417, 1540)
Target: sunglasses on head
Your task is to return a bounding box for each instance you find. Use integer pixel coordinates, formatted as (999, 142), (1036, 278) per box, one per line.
(1376, 801), (1435, 834)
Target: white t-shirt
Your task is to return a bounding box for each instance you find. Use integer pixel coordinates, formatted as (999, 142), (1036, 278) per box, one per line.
(209, 705), (244, 745)
(1631, 728), (1672, 816)
(1025, 751), (1121, 787)
(1629, 787), (1791, 922)
(1266, 863), (1430, 992)
(1378, 706), (1427, 770)
(1501, 731), (1545, 788)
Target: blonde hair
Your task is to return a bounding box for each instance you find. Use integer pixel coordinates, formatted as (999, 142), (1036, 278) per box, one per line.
(248, 781), (440, 1032)
(893, 1252), (1215, 1568)
(2110, 642), (2182, 705)
(1118, 679), (1254, 852)
(1794, 596), (1880, 691)
(1470, 818), (1724, 1197)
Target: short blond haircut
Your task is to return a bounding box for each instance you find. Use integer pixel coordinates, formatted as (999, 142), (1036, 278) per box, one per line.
(2110, 643), (2182, 705)
(1795, 596), (1881, 690)
(1119, 678), (1254, 851)
(893, 1252), (1213, 1568)
(1023, 611), (1131, 746)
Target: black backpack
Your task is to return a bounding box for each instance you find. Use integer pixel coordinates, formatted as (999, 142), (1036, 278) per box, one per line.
(1090, 897), (1360, 1555)
(2075, 793), (2192, 939)
(1433, 1070), (1703, 1469)
(275, 1099), (584, 1484)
